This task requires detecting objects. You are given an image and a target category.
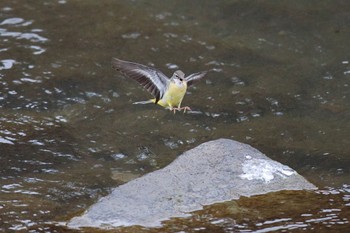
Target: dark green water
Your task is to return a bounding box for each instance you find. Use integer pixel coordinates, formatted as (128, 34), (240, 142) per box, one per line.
(0, 0), (349, 232)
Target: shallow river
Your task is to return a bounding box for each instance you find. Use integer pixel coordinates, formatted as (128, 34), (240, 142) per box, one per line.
(0, 1), (349, 232)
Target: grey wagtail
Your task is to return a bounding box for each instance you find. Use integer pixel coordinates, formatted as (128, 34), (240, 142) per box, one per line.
(112, 58), (207, 113)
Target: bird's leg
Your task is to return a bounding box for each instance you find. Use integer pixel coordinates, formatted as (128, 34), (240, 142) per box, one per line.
(167, 106), (177, 114)
(171, 106), (191, 113)
(180, 106), (191, 113)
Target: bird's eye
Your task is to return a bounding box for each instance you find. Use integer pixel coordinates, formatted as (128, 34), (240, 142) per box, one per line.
(179, 78), (183, 81)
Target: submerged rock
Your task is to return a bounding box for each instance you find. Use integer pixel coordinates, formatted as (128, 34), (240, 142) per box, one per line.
(68, 139), (316, 229)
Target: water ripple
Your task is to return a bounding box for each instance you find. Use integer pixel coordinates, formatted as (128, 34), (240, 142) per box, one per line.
(0, 17), (48, 58)
(121, 32), (141, 39)
(0, 137), (14, 145)
(0, 59), (15, 70)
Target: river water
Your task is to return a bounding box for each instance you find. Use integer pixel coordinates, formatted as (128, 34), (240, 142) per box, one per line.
(0, 0), (349, 232)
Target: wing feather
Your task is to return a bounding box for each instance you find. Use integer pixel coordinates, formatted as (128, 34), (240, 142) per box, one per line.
(112, 58), (170, 103)
(185, 71), (208, 86)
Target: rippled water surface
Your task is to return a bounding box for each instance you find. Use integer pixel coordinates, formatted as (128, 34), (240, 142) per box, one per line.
(1, 0), (349, 232)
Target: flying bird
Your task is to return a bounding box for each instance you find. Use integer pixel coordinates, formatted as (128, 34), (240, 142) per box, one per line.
(112, 58), (207, 113)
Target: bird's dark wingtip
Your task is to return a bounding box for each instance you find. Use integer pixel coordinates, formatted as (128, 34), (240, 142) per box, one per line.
(155, 92), (160, 104)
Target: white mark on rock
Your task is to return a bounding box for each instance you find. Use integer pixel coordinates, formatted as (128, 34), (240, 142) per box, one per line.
(239, 158), (295, 183)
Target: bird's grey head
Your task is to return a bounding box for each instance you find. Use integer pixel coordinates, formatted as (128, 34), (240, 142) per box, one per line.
(172, 70), (185, 85)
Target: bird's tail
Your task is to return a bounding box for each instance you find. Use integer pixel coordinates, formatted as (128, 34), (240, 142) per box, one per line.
(133, 99), (154, 105)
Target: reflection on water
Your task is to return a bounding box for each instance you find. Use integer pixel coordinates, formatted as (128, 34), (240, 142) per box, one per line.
(1, 0), (350, 232)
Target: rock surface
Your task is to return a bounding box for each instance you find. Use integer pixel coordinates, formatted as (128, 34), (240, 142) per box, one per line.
(68, 138), (316, 229)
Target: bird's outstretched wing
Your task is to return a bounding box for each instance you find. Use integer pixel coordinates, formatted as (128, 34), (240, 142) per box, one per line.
(112, 58), (169, 103)
(185, 71), (207, 86)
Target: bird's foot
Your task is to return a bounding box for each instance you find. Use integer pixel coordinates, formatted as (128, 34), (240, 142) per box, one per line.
(171, 106), (191, 114)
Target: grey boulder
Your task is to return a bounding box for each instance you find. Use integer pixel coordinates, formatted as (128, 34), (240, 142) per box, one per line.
(68, 138), (316, 229)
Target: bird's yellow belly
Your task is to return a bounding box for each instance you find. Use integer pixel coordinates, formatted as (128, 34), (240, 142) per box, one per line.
(156, 82), (187, 109)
